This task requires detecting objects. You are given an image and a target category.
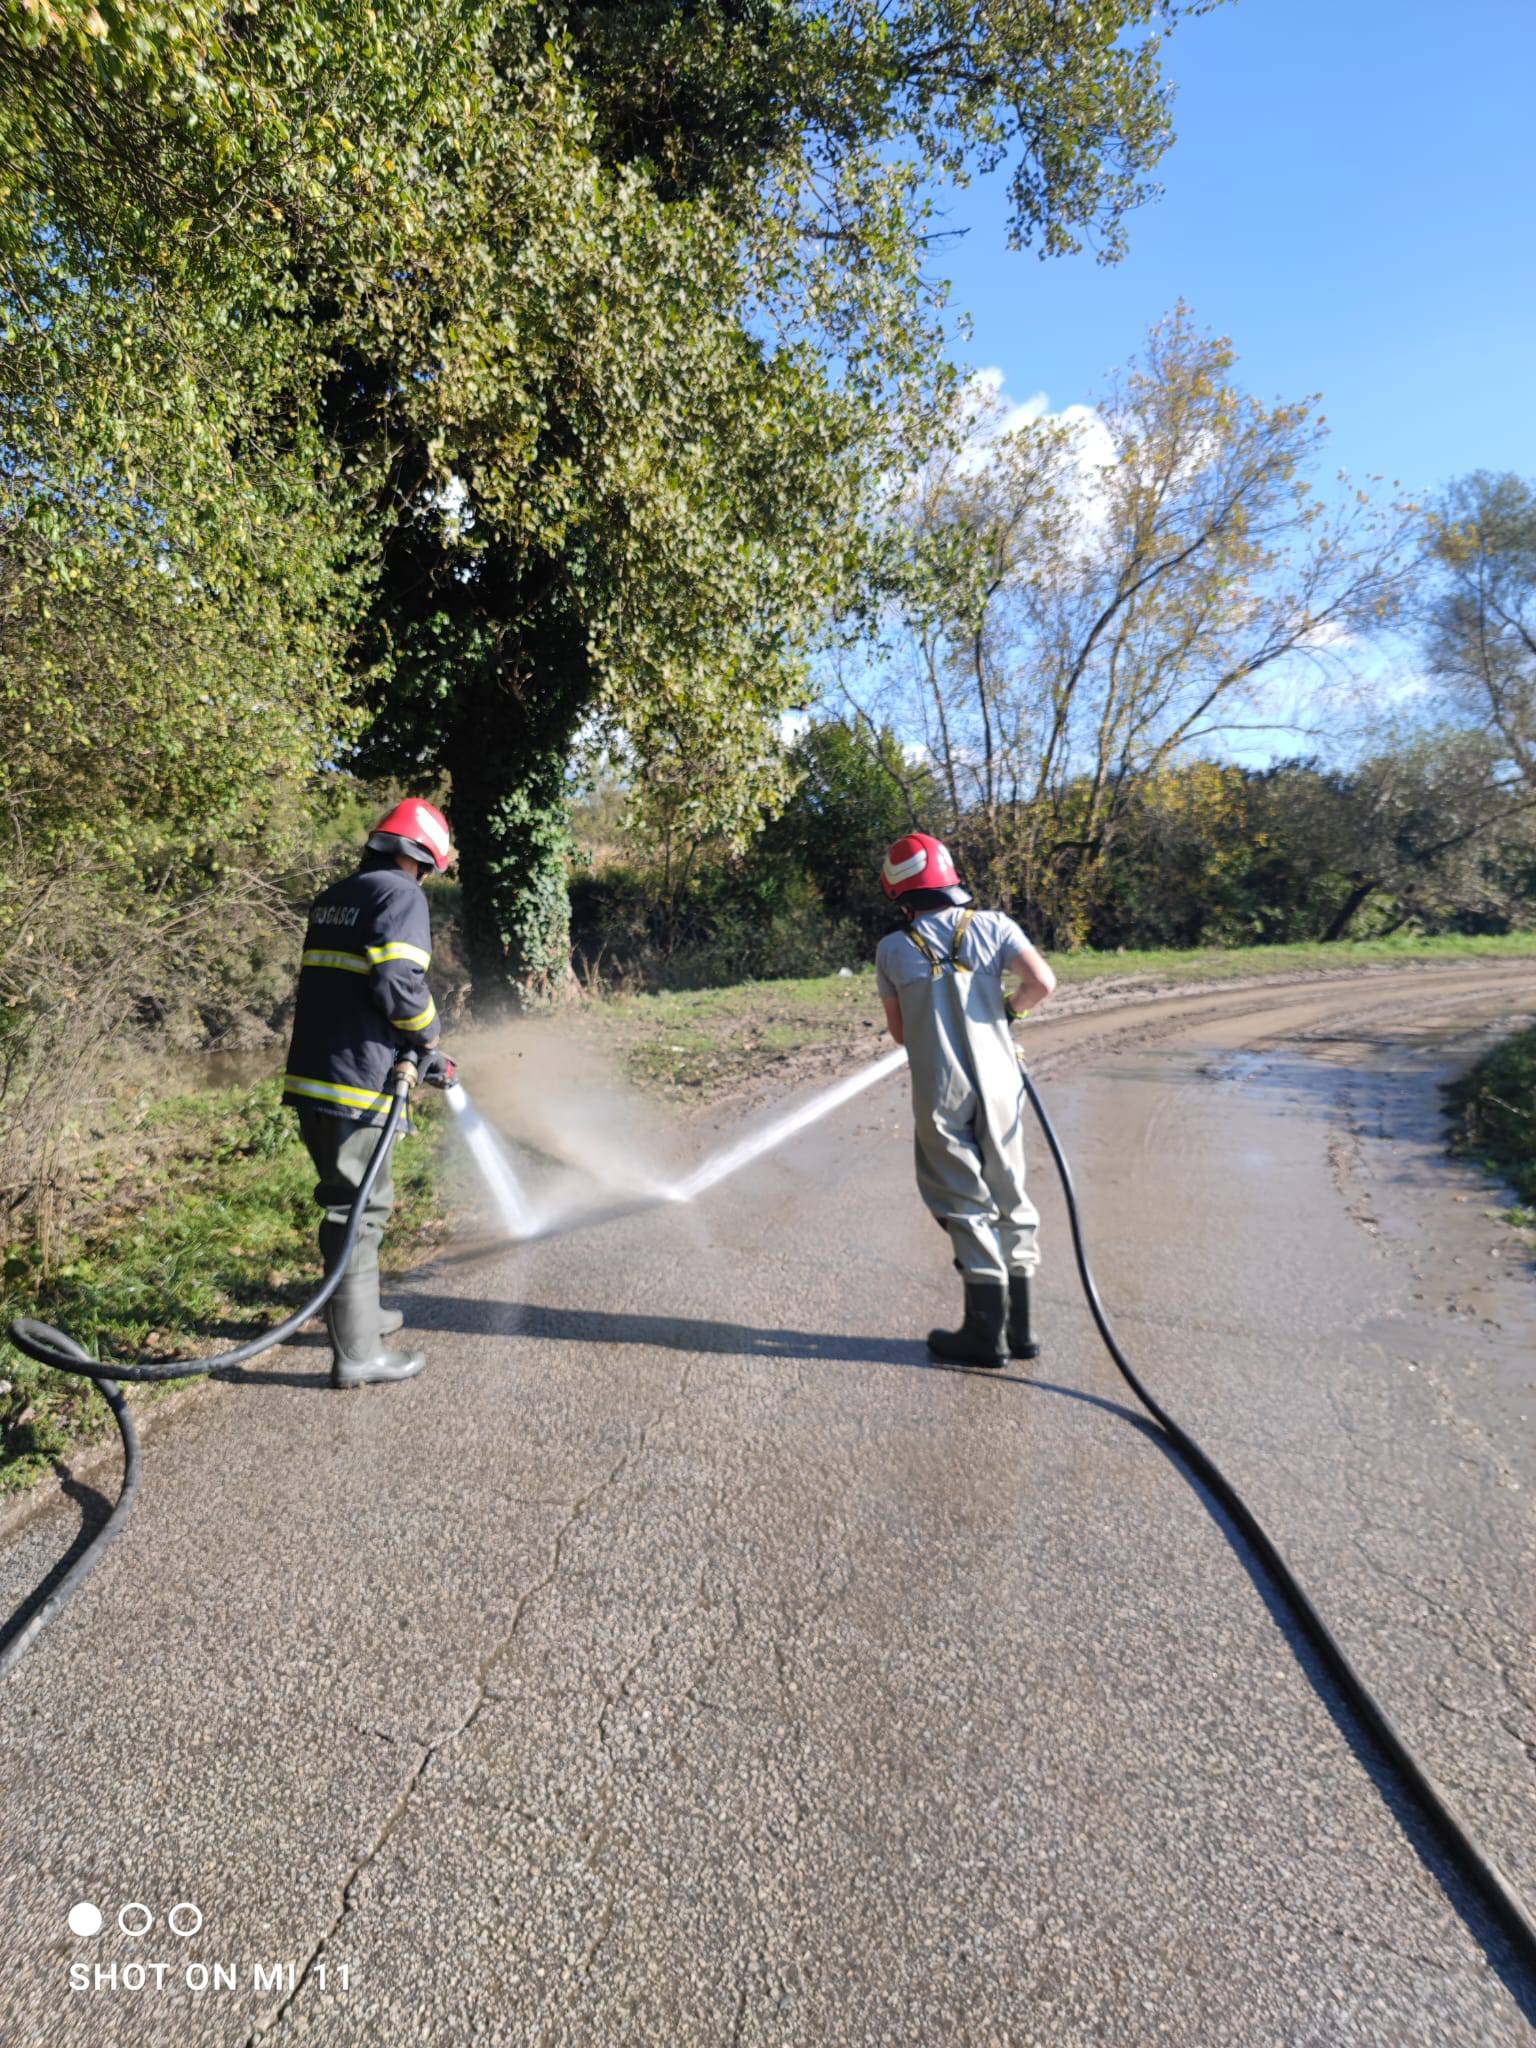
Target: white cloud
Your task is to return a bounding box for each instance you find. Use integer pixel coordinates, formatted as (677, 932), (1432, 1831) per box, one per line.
(967, 366), (1053, 441)
(949, 369), (1117, 551)
(1295, 615), (1357, 655)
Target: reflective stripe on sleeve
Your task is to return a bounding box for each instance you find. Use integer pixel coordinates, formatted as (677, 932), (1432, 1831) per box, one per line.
(282, 1072), (393, 1113)
(300, 948), (370, 975)
(392, 998), (437, 1034)
(366, 941), (431, 969)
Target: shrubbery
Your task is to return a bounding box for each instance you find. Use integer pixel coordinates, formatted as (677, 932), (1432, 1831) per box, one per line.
(1447, 1028), (1536, 1213)
(570, 727), (1534, 994)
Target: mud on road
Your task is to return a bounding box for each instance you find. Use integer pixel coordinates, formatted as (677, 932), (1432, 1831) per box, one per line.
(0, 959), (1533, 2047)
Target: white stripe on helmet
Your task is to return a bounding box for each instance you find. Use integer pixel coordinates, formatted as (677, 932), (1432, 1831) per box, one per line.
(413, 809), (450, 854)
(882, 847), (929, 886)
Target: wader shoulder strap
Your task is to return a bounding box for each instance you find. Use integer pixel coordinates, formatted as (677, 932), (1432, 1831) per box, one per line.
(904, 924), (945, 977)
(905, 906), (979, 978)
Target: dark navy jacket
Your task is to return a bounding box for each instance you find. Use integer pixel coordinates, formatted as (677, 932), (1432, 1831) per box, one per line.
(283, 854), (441, 1124)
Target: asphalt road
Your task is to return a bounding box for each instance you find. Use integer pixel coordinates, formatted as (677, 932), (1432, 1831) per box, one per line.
(1, 962), (1534, 2047)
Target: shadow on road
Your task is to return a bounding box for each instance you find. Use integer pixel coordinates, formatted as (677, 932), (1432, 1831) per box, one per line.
(0, 1459), (115, 1666)
(391, 1292), (1037, 1382)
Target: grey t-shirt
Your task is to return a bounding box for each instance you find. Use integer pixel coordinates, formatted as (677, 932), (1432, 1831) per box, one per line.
(875, 907), (1031, 998)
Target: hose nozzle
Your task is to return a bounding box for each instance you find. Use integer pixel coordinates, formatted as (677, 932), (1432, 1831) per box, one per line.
(398, 1048), (457, 1094)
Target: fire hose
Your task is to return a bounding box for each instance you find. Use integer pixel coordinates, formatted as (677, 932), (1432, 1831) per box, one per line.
(0, 1051), (455, 1682)
(1019, 1060), (1536, 1980)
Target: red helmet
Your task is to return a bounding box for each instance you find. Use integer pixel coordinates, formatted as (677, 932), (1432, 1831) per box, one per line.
(368, 798), (454, 874)
(881, 832), (971, 905)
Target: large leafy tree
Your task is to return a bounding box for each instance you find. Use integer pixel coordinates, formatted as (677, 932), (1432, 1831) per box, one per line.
(4, 0), (1217, 1006)
(343, 0), (1215, 998)
(0, 0), (466, 1208)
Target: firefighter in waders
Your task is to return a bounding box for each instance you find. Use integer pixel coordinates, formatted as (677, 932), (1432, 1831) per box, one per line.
(283, 799), (454, 1388)
(876, 834), (1058, 1368)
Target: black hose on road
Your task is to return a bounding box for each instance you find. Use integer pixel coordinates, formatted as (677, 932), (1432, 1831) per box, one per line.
(0, 1090), (408, 1682)
(1020, 1060), (1536, 1981)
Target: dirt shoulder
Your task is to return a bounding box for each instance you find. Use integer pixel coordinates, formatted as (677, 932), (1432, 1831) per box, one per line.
(584, 936), (1536, 1117)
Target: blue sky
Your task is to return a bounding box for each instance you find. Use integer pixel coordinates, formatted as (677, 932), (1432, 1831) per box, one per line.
(927, 0), (1536, 503)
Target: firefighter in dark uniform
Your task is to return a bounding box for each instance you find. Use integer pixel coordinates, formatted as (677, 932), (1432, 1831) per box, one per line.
(284, 799), (454, 1387)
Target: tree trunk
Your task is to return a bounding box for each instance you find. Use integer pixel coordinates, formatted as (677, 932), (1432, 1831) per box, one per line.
(1322, 877), (1377, 942)
(441, 607), (591, 1012)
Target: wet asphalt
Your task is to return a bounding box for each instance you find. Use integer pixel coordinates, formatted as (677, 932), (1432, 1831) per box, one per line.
(0, 963), (1533, 2047)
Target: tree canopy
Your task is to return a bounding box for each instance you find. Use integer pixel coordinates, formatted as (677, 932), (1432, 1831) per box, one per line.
(4, 0), (1216, 997)
(850, 307), (1413, 939)
(1424, 471), (1536, 788)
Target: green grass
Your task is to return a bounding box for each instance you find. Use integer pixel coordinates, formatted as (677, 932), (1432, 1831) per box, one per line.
(597, 931), (1536, 1096)
(0, 1081), (450, 1497)
(1446, 1024), (1536, 1220)
(1049, 930), (1536, 983)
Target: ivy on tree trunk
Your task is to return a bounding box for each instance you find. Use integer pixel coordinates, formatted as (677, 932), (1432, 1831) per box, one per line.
(451, 731), (574, 1007)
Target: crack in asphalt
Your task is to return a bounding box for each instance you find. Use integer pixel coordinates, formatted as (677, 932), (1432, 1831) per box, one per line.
(244, 1375), (692, 2045)
(1326, 1426), (1536, 1812)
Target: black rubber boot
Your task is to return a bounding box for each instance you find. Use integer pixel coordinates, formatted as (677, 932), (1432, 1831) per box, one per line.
(927, 1280), (1008, 1369)
(1007, 1273), (1041, 1362)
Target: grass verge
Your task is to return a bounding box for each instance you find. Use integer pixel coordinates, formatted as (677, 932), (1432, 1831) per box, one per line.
(1445, 1025), (1536, 1223)
(0, 1081), (450, 1498)
(597, 931), (1536, 1098)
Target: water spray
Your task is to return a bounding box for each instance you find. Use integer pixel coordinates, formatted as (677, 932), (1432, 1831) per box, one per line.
(459, 1048), (912, 1242)
(444, 1081), (537, 1239)
(666, 1047), (908, 1203)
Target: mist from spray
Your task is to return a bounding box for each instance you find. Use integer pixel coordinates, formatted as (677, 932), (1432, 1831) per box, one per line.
(441, 1024), (910, 1246)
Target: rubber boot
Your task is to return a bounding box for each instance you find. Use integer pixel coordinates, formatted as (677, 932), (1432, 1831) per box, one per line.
(317, 1222), (400, 1335)
(1007, 1273), (1041, 1362)
(927, 1280), (1008, 1369)
(319, 1222), (424, 1388)
(326, 1265), (426, 1389)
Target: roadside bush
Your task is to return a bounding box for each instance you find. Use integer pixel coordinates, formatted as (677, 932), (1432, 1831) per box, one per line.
(571, 857), (862, 990)
(1446, 1026), (1536, 1211)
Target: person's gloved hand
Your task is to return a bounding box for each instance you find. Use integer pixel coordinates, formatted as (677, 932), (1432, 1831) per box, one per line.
(391, 1056), (421, 1092)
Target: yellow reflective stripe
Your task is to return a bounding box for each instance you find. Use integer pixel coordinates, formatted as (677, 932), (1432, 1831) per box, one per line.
(283, 1073), (392, 1112)
(392, 998), (437, 1034)
(951, 906), (977, 972)
(365, 941), (431, 969)
(301, 948), (370, 975)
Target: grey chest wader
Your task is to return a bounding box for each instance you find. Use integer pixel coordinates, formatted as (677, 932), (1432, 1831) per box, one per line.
(899, 910), (1041, 1366)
